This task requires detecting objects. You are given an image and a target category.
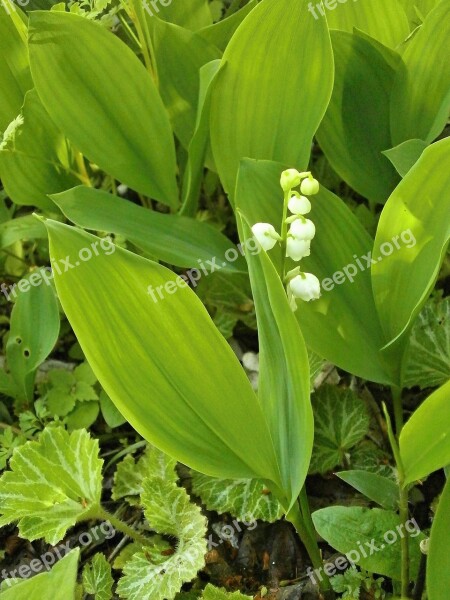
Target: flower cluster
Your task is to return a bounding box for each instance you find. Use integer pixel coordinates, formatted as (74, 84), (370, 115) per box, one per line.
(251, 168), (321, 310)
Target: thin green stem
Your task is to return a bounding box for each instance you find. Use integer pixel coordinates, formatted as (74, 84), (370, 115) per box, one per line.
(298, 486), (317, 549)
(399, 485), (411, 598)
(286, 500), (332, 593)
(75, 152), (92, 187)
(280, 189), (290, 277)
(382, 404), (411, 597)
(96, 508), (150, 547)
(391, 385), (404, 437)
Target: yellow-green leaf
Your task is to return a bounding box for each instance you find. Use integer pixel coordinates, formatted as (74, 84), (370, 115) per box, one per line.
(400, 380), (450, 485)
(390, 0), (450, 144)
(44, 220), (282, 488)
(372, 138), (450, 347)
(324, 0), (409, 48)
(28, 11), (178, 207)
(427, 476), (450, 600)
(210, 0), (333, 196)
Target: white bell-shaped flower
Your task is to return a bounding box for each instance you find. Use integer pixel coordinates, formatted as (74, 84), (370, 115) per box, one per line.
(289, 217), (316, 241)
(300, 177), (320, 196)
(288, 193), (311, 215)
(251, 222), (281, 251)
(289, 273), (321, 302)
(280, 168), (301, 192)
(286, 238), (311, 261)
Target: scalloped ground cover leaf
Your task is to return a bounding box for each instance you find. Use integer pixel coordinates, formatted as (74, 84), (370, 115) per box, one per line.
(82, 553), (114, 600)
(112, 446), (177, 502)
(191, 472), (283, 522)
(309, 385), (370, 475)
(117, 477), (207, 600)
(402, 295), (450, 389)
(0, 427), (102, 544)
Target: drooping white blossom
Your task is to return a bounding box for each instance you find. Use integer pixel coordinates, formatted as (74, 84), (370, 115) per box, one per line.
(289, 273), (321, 302)
(251, 222), (281, 251)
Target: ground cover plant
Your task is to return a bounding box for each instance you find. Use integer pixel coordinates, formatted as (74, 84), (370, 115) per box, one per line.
(0, 0), (449, 598)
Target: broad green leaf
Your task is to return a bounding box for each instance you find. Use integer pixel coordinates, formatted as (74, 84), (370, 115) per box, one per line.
(0, 548), (80, 600)
(6, 269), (60, 400)
(112, 446), (177, 502)
(235, 158), (393, 384)
(117, 477), (207, 600)
(317, 31), (400, 204)
(51, 186), (246, 274)
(382, 138), (428, 177)
(201, 585), (251, 600)
(372, 138), (450, 347)
(309, 386), (370, 475)
(191, 472), (283, 522)
(210, 0), (334, 195)
(0, 215), (46, 249)
(82, 553), (113, 600)
(312, 506), (424, 580)
(402, 295), (450, 389)
(0, 7), (31, 132)
(237, 202), (313, 509)
(0, 427), (103, 544)
(197, 2), (257, 51)
(146, 18), (221, 148)
(324, 0), (409, 48)
(44, 220), (282, 487)
(145, 0), (212, 30)
(400, 380), (450, 485)
(28, 11), (179, 207)
(0, 89), (79, 210)
(390, 0), (450, 144)
(337, 470), (399, 511)
(181, 60), (221, 217)
(428, 476), (450, 600)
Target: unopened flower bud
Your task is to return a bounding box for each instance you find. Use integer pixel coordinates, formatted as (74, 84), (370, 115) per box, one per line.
(286, 238), (311, 261)
(289, 218), (316, 241)
(288, 193), (311, 215)
(289, 273), (321, 302)
(280, 169), (301, 192)
(251, 222), (281, 251)
(300, 177), (320, 196)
